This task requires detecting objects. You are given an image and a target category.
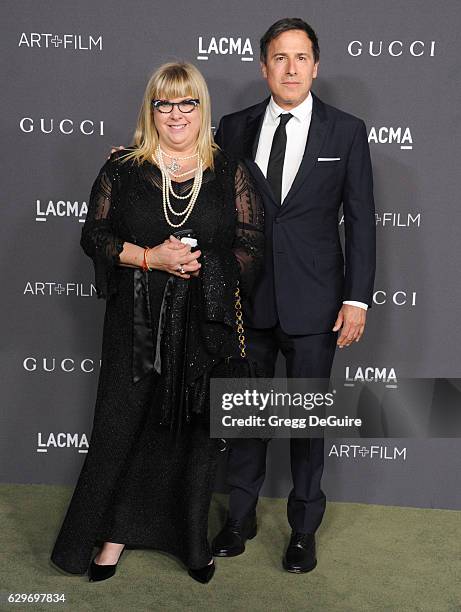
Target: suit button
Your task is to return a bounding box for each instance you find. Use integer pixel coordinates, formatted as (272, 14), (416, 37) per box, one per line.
(274, 218), (280, 224)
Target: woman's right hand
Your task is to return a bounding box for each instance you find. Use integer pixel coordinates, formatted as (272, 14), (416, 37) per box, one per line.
(147, 238), (201, 279)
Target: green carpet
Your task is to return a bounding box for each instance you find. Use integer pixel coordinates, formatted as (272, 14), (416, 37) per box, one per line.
(1, 484), (460, 612)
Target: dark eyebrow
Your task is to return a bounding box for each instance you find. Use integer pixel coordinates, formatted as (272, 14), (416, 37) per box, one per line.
(272, 52), (311, 58)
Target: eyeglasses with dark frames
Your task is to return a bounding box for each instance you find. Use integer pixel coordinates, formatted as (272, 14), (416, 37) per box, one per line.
(152, 99), (200, 113)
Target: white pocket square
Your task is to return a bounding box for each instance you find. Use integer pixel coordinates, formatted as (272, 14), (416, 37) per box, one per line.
(317, 157), (341, 161)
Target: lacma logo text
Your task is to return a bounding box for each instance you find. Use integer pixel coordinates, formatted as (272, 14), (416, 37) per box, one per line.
(197, 36), (253, 61)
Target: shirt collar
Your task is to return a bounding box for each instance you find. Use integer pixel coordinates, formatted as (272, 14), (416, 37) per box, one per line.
(268, 91), (313, 124)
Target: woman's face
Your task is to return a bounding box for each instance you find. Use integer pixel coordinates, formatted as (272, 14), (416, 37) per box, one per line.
(153, 96), (201, 153)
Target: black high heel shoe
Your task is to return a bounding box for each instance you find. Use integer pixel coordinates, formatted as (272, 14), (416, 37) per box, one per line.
(88, 548), (125, 582)
(188, 559), (215, 584)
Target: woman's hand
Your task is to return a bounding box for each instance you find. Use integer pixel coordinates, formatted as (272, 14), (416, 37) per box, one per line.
(147, 236), (201, 279)
(168, 235), (201, 277)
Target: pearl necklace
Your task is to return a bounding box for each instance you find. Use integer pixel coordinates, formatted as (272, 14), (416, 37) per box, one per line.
(168, 166), (200, 179)
(159, 146), (199, 173)
(154, 145), (203, 228)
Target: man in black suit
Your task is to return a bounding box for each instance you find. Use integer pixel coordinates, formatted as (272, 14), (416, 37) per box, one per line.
(212, 18), (376, 573)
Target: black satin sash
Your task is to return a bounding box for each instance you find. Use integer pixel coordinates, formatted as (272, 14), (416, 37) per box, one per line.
(132, 269), (155, 383)
(132, 269), (177, 383)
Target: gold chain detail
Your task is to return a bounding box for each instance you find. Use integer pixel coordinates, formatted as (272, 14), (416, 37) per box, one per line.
(234, 282), (246, 358)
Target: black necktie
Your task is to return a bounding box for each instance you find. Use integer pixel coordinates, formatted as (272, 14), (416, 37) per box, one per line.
(266, 113), (293, 204)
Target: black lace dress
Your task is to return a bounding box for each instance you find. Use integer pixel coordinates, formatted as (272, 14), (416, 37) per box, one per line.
(50, 149), (264, 574)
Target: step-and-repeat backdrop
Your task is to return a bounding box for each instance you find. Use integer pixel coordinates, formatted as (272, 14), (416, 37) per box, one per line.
(1, 0), (460, 509)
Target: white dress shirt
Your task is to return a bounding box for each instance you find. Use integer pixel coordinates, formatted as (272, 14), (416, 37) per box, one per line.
(254, 93), (368, 311)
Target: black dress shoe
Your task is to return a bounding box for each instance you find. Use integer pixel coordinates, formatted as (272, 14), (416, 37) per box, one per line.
(212, 512), (257, 557)
(188, 560), (215, 584)
(283, 532), (317, 573)
(88, 548), (125, 582)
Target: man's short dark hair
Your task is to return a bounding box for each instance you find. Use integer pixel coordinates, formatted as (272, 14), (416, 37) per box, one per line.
(260, 18), (320, 64)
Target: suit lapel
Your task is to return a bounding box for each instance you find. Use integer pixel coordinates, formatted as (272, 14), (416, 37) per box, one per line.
(240, 98), (280, 207)
(234, 95), (331, 209)
(280, 93), (330, 211)
(241, 99), (268, 159)
(244, 159), (275, 204)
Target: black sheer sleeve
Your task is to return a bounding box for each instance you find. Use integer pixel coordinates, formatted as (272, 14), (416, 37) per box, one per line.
(232, 162), (265, 296)
(80, 157), (125, 300)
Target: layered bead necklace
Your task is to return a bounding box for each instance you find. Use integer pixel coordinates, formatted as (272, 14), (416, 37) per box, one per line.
(153, 144), (204, 228)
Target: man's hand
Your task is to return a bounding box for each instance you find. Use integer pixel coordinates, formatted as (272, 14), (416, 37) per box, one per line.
(108, 145), (126, 159)
(332, 304), (367, 348)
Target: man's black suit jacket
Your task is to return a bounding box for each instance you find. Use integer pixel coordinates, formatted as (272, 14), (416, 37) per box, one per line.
(215, 92), (376, 335)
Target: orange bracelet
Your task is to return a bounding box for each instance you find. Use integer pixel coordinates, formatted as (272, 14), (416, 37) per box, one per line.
(142, 247), (152, 272)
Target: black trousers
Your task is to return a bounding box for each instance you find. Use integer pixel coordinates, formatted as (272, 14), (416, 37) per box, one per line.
(226, 323), (337, 534)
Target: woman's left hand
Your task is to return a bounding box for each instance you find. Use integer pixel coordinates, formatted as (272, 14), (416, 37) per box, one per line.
(168, 235), (201, 277)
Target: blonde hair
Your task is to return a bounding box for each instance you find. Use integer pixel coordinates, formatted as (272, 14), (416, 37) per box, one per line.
(122, 62), (218, 169)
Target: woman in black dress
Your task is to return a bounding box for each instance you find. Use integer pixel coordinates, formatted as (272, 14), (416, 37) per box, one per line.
(50, 62), (264, 584)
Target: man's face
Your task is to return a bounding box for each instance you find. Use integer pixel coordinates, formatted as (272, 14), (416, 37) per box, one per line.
(261, 29), (319, 110)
